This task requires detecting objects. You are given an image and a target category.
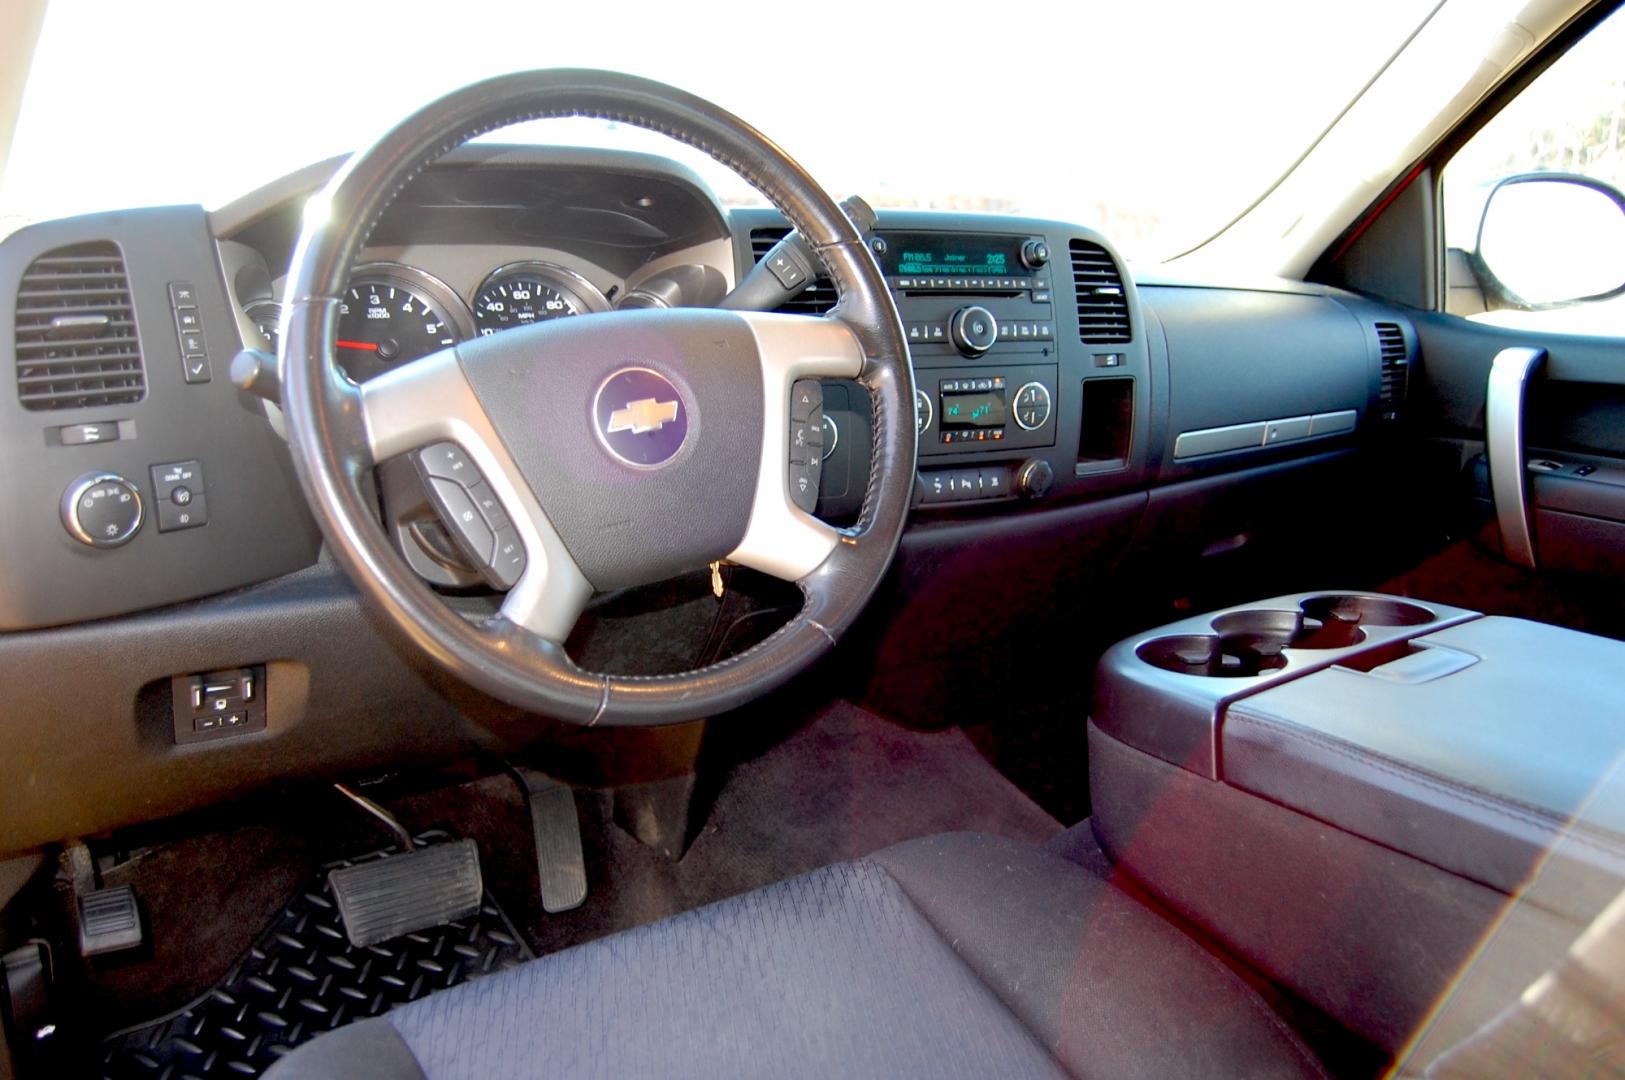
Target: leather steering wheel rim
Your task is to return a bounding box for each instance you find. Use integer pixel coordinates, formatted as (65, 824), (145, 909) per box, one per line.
(280, 70), (915, 727)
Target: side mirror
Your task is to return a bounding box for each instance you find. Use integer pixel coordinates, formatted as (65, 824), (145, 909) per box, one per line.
(1475, 173), (1625, 308)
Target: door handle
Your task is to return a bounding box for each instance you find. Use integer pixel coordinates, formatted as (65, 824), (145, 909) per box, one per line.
(1486, 346), (1546, 569)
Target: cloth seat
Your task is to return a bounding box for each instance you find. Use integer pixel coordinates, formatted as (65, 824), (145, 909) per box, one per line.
(267, 832), (1326, 1079)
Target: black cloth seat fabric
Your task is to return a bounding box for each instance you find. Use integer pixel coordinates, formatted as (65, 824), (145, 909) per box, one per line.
(267, 833), (1326, 1079)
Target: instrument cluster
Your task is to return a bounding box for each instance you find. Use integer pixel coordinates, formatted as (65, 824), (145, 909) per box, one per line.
(248, 260), (611, 379)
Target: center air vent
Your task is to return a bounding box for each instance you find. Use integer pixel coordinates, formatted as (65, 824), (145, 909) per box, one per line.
(1375, 322), (1409, 422)
(1068, 239), (1131, 345)
(14, 241), (145, 410)
(749, 228), (837, 316)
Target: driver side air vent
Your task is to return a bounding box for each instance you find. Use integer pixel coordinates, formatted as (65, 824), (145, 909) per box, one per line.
(1068, 239), (1131, 344)
(1375, 321), (1409, 422)
(749, 228), (838, 316)
(14, 241), (145, 410)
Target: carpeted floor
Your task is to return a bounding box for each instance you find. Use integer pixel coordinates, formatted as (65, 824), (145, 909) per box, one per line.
(75, 700), (1059, 1041)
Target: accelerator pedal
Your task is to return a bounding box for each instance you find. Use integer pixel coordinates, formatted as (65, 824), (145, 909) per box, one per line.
(328, 837), (483, 948)
(511, 767), (587, 913)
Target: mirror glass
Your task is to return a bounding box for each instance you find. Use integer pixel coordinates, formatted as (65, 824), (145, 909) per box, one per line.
(1479, 178), (1625, 306)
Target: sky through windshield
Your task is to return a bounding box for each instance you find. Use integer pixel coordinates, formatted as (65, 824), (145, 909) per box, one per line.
(1, 0), (1438, 260)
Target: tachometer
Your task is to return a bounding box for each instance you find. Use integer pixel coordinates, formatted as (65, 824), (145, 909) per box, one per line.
(473, 262), (606, 337)
(335, 264), (471, 378)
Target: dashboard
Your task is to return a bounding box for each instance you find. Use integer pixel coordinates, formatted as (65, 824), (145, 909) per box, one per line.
(0, 142), (1424, 855)
(0, 144), (1414, 633)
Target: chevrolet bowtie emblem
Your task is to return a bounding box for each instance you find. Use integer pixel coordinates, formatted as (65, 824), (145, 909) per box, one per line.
(606, 397), (680, 435)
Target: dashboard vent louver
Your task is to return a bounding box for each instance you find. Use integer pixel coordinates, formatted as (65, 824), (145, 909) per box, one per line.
(1068, 239), (1131, 345)
(1375, 322), (1409, 421)
(14, 241), (145, 410)
(749, 228), (838, 316)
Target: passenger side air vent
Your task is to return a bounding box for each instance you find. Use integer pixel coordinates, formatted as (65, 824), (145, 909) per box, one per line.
(1068, 239), (1131, 345)
(1375, 322), (1409, 422)
(14, 241), (145, 410)
(749, 228), (838, 315)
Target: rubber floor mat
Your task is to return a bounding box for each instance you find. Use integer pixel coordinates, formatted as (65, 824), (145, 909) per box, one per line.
(98, 833), (530, 1079)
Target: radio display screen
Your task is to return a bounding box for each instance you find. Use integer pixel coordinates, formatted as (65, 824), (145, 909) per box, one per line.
(941, 391), (1007, 429)
(883, 232), (1022, 278)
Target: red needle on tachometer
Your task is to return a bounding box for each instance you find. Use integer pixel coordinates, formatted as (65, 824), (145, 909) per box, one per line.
(335, 339), (378, 351)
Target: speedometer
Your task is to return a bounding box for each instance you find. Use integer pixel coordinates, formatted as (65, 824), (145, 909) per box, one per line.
(473, 262), (606, 337)
(335, 264), (471, 378)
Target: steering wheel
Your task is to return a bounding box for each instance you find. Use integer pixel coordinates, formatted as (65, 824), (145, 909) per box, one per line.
(279, 70), (915, 727)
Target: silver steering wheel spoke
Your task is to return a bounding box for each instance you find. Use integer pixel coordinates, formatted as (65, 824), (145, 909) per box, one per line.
(357, 347), (593, 641)
(728, 312), (867, 581)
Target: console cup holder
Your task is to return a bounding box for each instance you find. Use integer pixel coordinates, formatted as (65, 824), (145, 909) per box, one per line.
(1299, 594), (1435, 629)
(1136, 633), (1289, 678)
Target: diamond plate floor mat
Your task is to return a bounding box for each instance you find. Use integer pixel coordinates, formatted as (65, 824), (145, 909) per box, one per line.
(98, 833), (531, 1079)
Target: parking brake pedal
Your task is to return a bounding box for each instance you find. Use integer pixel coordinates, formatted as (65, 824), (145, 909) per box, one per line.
(510, 767), (587, 913)
(328, 784), (483, 948)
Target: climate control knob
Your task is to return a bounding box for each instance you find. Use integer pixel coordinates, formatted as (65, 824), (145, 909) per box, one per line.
(1016, 459), (1055, 499)
(950, 305), (998, 356)
(62, 472), (143, 548)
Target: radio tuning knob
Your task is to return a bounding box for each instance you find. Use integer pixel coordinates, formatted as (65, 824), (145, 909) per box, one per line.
(950, 305), (998, 356)
(1016, 458), (1054, 499)
(1021, 239), (1050, 269)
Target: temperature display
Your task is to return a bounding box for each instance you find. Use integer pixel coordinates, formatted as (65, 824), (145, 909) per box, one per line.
(940, 391), (1007, 428)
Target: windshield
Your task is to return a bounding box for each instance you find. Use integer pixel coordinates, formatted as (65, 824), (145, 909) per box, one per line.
(0, 0), (1438, 261)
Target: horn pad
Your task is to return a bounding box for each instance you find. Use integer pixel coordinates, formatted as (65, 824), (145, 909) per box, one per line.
(458, 308), (765, 591)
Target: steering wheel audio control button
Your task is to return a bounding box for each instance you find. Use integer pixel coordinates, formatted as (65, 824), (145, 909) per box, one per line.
(790, 379), (823, 422)
(62, 473), (144, 548)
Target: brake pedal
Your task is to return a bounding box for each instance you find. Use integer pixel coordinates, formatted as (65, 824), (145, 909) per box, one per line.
(78, 886), (143, 957)
(328, 839), (483, 948)
(511, 767), (587, 913)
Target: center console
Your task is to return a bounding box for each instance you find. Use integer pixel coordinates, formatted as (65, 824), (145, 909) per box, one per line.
(1090, 593), (1625, 1065)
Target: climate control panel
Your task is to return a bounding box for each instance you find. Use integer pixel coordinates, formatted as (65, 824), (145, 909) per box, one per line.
(915, 364), (1057, 457)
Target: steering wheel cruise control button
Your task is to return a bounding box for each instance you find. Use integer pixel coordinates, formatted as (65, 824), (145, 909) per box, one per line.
(429, 478), (496, 564)
(61, 473), (144, 547)
(464, 481), (510, 531)
(412, 442), (525, 591)
(419, 442), (477, 483)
